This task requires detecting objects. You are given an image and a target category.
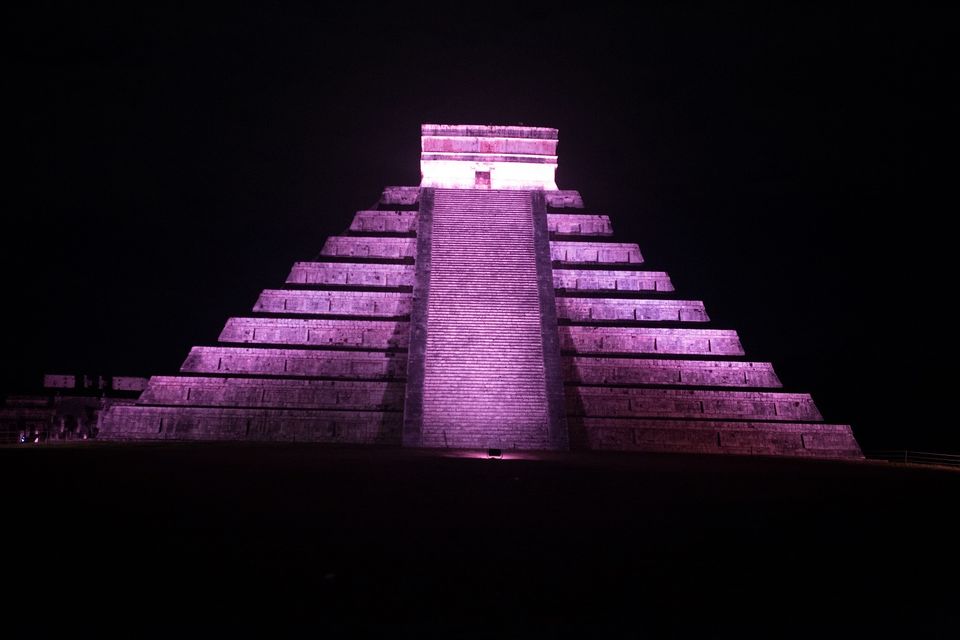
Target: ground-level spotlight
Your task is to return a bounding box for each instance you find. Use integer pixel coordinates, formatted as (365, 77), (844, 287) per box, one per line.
(487, 448), (503, 459)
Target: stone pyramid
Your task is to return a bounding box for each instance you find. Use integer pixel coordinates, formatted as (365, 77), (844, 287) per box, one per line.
(99, 124), (862, 459)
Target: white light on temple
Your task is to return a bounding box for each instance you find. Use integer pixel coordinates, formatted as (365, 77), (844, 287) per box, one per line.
(419, 124), (559, 190)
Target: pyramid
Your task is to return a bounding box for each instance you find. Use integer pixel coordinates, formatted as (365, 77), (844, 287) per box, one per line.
(99, 124), (862, 459)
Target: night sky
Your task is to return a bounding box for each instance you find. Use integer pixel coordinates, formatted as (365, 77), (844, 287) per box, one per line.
(6, 5), (948, 451)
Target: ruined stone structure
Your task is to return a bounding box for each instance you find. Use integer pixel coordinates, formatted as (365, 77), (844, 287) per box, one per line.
(99, 124), (862, 458)
(1, 374), (147, 443)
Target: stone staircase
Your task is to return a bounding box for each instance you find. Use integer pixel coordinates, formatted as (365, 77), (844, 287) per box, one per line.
(415, 189), (557, 450)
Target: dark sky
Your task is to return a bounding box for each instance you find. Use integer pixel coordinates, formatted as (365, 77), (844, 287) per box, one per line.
(6, 5), (949, 451)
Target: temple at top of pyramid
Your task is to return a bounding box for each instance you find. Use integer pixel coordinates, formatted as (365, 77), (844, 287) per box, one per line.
(98, 123), (863, 459)
(420, 123), (559, 190)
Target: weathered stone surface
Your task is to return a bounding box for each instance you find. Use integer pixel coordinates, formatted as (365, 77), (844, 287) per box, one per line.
(220, 317), (409, 349)
(112, 376), (150, 391)
(96, 123), (861, 459)
(342, 212), (619, 238)
(286, 262), (415, 288)
(556, 297), (709, 322)
(550, 241), (643, 264)
(421, 134), (557, 156)
(545, 190), (584, 208)
(321, 236), (416, 259)
(563, 357), (780, 387)
(43, 374), (75, 388)
(140, 376), (405, 410)
(421, 124), (558, 140)
(254, 290), (412, 317)
(546, 214), (613, 236)
(380, 186), (419, 206)
(553, 269), (673, 292)
(417, 189), (558, 450)
(570, 417), (862, 458)
(180, 346), (407, 379)
(566, 387), (822, 421)
(99, 404), (402, 443)
(349, 211), (418, 233)
(559, 327), (745, 356)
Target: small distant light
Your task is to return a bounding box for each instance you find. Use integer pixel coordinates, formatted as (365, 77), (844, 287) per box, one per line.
(487, 448), (502, 459)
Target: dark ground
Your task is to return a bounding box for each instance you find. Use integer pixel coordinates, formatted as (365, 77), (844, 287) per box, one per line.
(2, 443), (957, 637)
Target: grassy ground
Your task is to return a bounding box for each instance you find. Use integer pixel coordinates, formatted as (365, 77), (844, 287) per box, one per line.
(2, 442), (957, 637)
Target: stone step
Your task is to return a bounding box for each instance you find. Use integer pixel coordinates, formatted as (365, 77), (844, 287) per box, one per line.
(99, 404), (402, 443)
(349, 211), (418, 233)
(559, 327), (744, 356)
(557, 297), (709, 322)
(545, 190), (584, 208)
(547, 214), (613, 236)
(139, 376), (405, 410)
(285, 262), (415, 288)
(380, 186), (419, 206)
(553, 269), (673, 292)
(566, 387), (822, 421)
(550, 241), (643, 265)
(219, 318), (409, 349)
(254, 290), (412, 317)
(180, 346), (407, 380)
(320, 236), (416, 259)
(570, 417), (862, 458)
(340, 212), (614, 237)
(563, 357), (780, 387)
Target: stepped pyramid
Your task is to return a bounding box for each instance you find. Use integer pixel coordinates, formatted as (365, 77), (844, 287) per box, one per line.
(100, 124), (862, 459)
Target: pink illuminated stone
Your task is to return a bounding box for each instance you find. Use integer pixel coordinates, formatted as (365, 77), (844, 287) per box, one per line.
(95, 122), (860, 459)
(420, 124), (559, 190)
(420, 189), (553, 449)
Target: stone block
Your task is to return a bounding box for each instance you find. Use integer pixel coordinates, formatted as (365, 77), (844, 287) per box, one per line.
(422, 135), (557, 156)
(349, 211), (418, 233)
(253, 290), (412, 317)
(550, 241), (643, 264)
(180, 346), (407, 380)
(544, 190), (584, 208)
(380, 186), (419, 206)
(286, 262), (415, 288)
(556, 298), (709, 323)
(112, 376), (149, 391)
(559, 327), (744, 356)
(219, 317), (409, 349)
(43, 374), (75, 389)
(571, 417), (862, 458)
(563, 357), (781, 387)
(566, 386), (821, 421)
(553, 269), (673, 292)
(546, 214), (613, 236)
(98, 404), (403, 444)
(140, 376), (405, 410)
(320, 236), (416, 259)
